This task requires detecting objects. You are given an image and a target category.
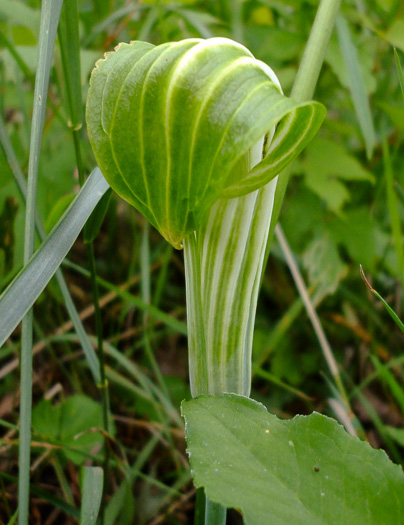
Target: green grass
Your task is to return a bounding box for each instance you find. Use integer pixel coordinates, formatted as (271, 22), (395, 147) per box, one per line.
(0, 0), (403, 523)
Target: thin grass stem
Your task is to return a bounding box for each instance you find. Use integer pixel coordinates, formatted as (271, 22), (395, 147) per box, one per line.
(204, 499), (226, 525)
(291, 0), (343, 102)
(59, 3), (113, 517)
(275, 225), (353, 418)
(18, 2), (63, 523)
(267, 0), (342, 250)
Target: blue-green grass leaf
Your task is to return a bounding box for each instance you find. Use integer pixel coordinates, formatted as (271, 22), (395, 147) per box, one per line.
(80, 467), (104, 525)
(0, 168), (110, 350)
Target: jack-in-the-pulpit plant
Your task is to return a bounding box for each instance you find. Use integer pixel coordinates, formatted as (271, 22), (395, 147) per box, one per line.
(86, 37), (324, 523)
(86, 37), (324, 399)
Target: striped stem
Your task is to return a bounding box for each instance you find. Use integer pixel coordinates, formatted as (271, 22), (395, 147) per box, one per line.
(184, 140), (277, 397)
(184, 137), (277, 525)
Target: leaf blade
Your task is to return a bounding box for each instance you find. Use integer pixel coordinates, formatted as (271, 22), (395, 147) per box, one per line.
(0, 168), (110, 353)
(80, 467), (104, 525)
(182, 394), (404, 525)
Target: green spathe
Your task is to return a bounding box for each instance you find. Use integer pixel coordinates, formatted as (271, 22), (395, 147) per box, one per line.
(182, 394), (404, 525)
(86, 37), (325, 248)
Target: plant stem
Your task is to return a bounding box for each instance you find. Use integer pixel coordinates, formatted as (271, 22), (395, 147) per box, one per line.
(86, 243), (110, 434)
(18, 2), (63, 523)
(292, 0), (343, 102)
(268, 0), (342, 249)
(59, 2), (113, 517)
(86, 242), (110, 525)
(185, 143), (277, 525)
(204, 499), (227, 525)
(275, 225), (352, 415)
(140, 221), (180, 467)
(184, 176), (277, 398)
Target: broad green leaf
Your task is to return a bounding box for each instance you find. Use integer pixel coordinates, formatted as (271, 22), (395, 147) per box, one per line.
(32, 395), (107, 465)
(86, 38), (324, 249)
(60, 396), (106, 465)
(302, 137), (374, 214)
(182, 394), (404, 525)
(330, 208), (377, 270)
(386, 19), (404, 52)
(31, 399), (61, 438)
(80, 467), (104, 525)
(302, 233), (348, 302)
(0, 167), (109, 350)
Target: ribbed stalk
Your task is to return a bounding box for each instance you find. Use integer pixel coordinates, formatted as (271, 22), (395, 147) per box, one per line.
(184, 142), (277, 523)
(184, 140), (277, 397)
(184, 180), (277, 397)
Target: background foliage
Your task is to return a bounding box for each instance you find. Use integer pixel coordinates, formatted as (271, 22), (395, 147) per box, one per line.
(0, 0), (403, 523)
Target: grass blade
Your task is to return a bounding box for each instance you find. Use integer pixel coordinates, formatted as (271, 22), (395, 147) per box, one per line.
(137, 6), (159, 42)
(371, 355), (404, 416)
(0, 167), (110, 352)
(6, 511), (18, 525)
(336, 16), (376, 159)
(275, 224), (354, 430)
(58, 0), (83, 132)
(80, 467), (104, 525)
(19, 1), (63, 523)
(0, 114), (103, 384)
(267, 0), (342, 253)
(63, 260), (188, 336)
(360, 265), (404, 333)
(0, 31), (32, 78)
